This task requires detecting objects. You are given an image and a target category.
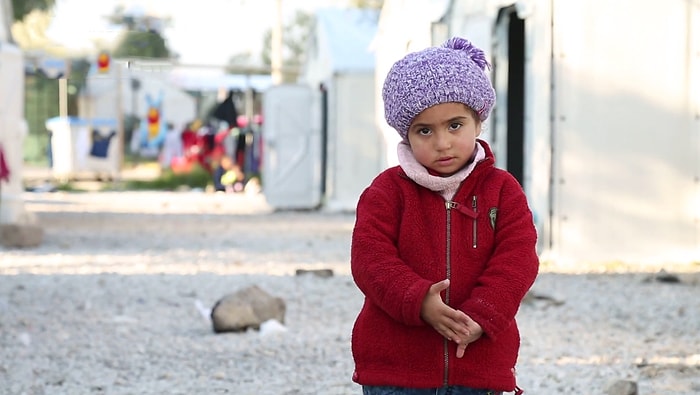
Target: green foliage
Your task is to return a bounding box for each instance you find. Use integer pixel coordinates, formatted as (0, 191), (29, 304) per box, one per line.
(23, 58), (93, 164)
(113, 31), (170, 59)
(261, 10), (313, 71)
(105, 4), (172, 59)
(11, 0), (55, 22)
(24, 73), (59, 164)
(124, 164), (212, 191)
(106, 5), (171, 32)
(349, 0), (384, 9)
(225, 52), (258, 74)
(258, 2), (383, 80)
(54, 181), (81, 192)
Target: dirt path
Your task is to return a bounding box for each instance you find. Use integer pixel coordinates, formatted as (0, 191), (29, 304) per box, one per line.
(1, 191), (698, 394)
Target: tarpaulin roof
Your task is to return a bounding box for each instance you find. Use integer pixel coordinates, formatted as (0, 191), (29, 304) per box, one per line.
(168, 68), (273, 92)
(314, 7), (379, 72)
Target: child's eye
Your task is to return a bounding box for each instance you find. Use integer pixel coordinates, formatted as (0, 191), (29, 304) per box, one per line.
(448, 122), (462, 131)
(418, 127), (432, 136)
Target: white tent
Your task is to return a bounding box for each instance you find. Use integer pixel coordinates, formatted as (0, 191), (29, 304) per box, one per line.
(168, 67), (272, 93)
(377, 0), (700, 266)
(79, 60), (198, 135)
(263, 7), (382, 211)
(0, 39), (33, 225)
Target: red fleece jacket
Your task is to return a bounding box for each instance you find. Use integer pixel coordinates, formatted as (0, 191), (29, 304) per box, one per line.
(350, 141), (539, 391)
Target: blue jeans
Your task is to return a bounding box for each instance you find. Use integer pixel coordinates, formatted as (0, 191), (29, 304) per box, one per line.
(362, 386), (502, 395)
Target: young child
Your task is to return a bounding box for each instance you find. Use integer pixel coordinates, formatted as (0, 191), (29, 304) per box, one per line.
(350, 37), (539, 395)
(213, 155), (245, 193)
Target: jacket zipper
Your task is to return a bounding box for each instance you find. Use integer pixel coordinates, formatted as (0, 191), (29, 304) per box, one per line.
(442, 196), (478, 384)
(472, 195), (478, 249)
(443, 201), (452, 385)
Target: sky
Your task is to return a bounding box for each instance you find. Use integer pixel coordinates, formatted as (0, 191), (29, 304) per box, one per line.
(46, 0), (347, 66)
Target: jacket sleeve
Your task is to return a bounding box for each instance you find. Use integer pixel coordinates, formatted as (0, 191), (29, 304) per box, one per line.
(351, 177), (433, 327)
(459, 173), (540, 339)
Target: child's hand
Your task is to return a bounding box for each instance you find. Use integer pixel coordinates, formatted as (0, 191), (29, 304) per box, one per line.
(420, 279), (470, 344)
(453, 315), (483, 358)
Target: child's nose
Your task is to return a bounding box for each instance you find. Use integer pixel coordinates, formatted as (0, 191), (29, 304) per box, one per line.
(434, 131), (451, 150)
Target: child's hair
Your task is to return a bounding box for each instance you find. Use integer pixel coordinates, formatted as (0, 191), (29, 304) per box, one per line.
(382, 37), (496, 140)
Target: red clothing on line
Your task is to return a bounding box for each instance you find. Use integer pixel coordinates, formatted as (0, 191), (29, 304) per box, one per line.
(0, 144), (10, 182)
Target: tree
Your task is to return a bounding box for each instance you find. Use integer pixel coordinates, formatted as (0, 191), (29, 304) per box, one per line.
(10, 0), (55, 22)
(106, 5), (170, 33)
(260, 10), (312, 80)
(225, 51), (262, 74)
(9, 8), (54, 51)
(257, 2), (384, 82)
(109, 5), (172, 59)
(113, 31), (170, 59)
(349, 0), (384, 9)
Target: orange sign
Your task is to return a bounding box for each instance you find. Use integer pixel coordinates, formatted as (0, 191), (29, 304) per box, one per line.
(97, 51), (110, 73)
(147, 107), (160, 139)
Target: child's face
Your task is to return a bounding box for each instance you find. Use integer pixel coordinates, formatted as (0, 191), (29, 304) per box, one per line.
(407, 102), (481, 177)
(220, 157), (233, 169)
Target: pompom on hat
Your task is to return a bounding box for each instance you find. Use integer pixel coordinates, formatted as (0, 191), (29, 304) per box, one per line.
(382, 37), (496, 140)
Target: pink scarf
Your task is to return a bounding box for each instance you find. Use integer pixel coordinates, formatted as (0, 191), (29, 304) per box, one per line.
(397, 141), (485, 201)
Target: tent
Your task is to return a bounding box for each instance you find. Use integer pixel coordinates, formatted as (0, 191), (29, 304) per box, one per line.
(0, 42), (33, 226)
(79, 60), (198, 136)
(262, 7), (382, 211)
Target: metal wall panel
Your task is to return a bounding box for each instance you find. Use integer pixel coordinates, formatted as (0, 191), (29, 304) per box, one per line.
(551, 0), (699, 264)
(262, 84), (322, 210)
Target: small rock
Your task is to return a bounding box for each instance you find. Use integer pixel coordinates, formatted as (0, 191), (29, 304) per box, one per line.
(295, 268), (334, 278)
(210, 285), (286, 333)
(606, 380), (638, 395)
(0, 224), (44, 248)
(17, 332), (31, 346)
(654, 269), (681, 283)
(522, 291), (564, 306)
(260, 319), (288, 336)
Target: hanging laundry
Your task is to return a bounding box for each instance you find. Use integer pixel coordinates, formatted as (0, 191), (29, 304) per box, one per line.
(89, 130), (117, 158)
(0, 144), (10, 182)
(212, 90), (240, 127)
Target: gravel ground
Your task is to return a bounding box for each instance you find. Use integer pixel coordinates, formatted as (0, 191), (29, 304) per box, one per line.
(1, 191), (699, 395)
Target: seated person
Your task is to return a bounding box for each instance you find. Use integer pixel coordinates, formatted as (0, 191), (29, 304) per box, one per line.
(213, 156), (245, 193)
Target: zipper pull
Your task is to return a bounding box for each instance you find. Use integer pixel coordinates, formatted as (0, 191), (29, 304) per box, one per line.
(445, 201), (477, 219)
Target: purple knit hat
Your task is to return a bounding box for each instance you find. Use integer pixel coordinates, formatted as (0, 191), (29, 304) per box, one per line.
(382, 37), (496, 140)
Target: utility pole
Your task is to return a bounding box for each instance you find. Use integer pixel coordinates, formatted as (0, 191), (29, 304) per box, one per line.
(115, 62), (125, 175)
(58, 62), (71, 118)
(271, 0), (283, 84)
